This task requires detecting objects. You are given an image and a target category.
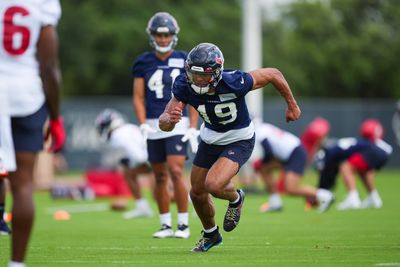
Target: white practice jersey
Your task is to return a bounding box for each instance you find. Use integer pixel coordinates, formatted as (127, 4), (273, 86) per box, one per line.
(255, 123), (300, 161)
(108, 124), (148, 168)
(0, 0), (61, 116)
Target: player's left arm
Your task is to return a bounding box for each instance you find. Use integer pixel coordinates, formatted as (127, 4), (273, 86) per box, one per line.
(38, 24), (66, 152)
(249, 68), (301, 122)
(37, 25), (61, 120)
(159, 96), (185, 132)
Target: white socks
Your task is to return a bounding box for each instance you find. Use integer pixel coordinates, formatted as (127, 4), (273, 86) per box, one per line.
(8, 262), (26, 267)
(177, 212), (189, 226)
(159, 212), (172, 227)
(160, 212), (189, 227)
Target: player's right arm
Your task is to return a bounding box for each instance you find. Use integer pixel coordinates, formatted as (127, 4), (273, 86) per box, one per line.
(159, 97), (185, 132)
(132, 77), (146, 125)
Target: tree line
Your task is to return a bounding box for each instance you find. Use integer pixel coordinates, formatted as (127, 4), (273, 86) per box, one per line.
(58, 0), (400, 99)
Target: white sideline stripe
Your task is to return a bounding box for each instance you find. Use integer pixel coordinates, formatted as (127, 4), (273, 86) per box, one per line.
(375, 264), (400, 266)
(45, 203), (109, 214)
(55, 246), (190, 250)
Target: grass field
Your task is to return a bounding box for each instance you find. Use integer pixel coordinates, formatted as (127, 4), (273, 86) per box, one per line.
(1, 170), (400, 267)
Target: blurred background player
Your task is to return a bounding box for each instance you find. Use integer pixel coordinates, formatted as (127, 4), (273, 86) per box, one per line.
(95, 109), (154, 219)
(337, 119), (392, 210)
(313, 122), (392, 212)
(132, 12), (199, 239)
(159, 42), (301, 252)
(253, 121), (332, 212)
(0, 0), (66, 266)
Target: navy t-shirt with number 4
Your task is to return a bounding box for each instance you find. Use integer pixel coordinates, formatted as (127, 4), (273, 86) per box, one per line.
(132, 51), (188, 119)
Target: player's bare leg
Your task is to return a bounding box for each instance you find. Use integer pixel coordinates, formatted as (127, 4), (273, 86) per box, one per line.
(190, 165), (216, 229)
(151, 163), (170, 214)
(204, 157), (239, 201)
(285, 172), (316, 198)
(205, 157), (244, 232)
(337, 162), (361, 210)
(151, 162), (174, 237)
(8, 152), (36, 262)
(190, 165), (223, 252)
(166, 155), (188, 213)
(122, 165), (153, 219)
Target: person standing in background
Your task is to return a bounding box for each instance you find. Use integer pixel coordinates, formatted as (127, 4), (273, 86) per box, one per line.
(132, 12), (199, 239)
(0, 0), (66, 266)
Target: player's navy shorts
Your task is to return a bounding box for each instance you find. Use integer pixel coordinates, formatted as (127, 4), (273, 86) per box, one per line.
(11, 104), (48, 152)
(193, 135), (255, 170)
(147, 135), (187, 163)
(283, 145), (307, 175)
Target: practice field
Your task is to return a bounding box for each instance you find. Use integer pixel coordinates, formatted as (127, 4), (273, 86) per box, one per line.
(1, 170), (400, 267)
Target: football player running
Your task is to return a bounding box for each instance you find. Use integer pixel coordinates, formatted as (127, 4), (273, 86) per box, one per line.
(132, 12), (199, 239)
(95, 109), (154, 219)
(159, 43), (301, 252)
(0, 0), (66, 266)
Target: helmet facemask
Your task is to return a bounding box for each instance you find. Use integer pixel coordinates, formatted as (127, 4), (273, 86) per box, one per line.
(186, 65), (222, 95)
(185, 43), (224, 95)
(149, 33), (178, 53)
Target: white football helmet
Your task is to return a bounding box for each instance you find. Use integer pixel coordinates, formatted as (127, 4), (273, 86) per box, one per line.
(95, 109), (125, 141)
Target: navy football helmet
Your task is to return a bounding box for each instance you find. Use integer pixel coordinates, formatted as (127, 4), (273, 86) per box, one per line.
(95, 109), (125, 141)
(185, 43), (224, 94)
(146, 12), (180, 53)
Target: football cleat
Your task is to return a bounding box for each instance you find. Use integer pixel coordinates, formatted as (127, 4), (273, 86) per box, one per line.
(259, 202), (283, 213)
(361, 196), (382, 209)
(191, 229), (223, 252)
(174, 224), (190, 239)
(223, 189), (245, 232)
(153, 224), (174, 238)
(337, 196), (361, 211)
(0, 220), (11, 236)
(318, 194), (335, 213)
(122, 208), (153, 219)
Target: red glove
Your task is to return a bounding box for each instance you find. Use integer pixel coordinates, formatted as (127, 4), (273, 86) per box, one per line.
(45, 116), (66, 153)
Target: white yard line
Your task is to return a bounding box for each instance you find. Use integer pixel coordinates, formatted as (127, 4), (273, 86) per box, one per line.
(45, 203), (109, 214)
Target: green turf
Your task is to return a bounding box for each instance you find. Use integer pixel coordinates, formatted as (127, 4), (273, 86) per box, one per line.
(1, 170), (400, 267)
